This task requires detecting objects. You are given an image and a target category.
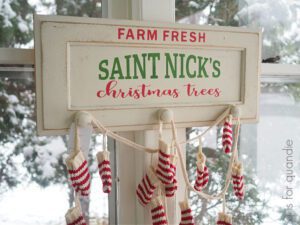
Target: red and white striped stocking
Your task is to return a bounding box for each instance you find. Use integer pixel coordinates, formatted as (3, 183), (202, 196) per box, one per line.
(150, 196), (168, 225)
(156, 140), (174, 184)
(97, 151), (112, 194)
(65, 205), (87, 225)
(136, 168), (160, 206)
(179, 200), (195, 225)
(222, 115), (233, 154)
(232, 161), (245, 200)
(66, 151), (91, 197)
(165, 155), (177, 197)
(194, 151), (209, 192)
(216, 212), (232, 225)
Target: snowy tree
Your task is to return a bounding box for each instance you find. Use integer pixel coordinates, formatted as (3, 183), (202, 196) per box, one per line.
(236, 0), (300, 64)
(0, 0), (102, 47)
(0, 75), (69, 192)
(55, 0), (102, 17)
(0, 0), (33, 47)
(278, 208), (300, 225)
(0, 77), (33, 192)
(176, 0), (300, 64)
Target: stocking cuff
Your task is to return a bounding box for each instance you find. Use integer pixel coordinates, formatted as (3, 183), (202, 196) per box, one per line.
(65, 205), (82, 224)
(232, 161), (243, 175)
(218, 212), (232, 223)
(66, 151), (86, 170)
(170, 154), (177, 166)
(179, 200), (190, 211)
(97, 151), (110, 162)
(159, 139), (170, 155)
(150, 196), (163, 208)
(196, 160), (206, 172)
(148, 167), (160, 186)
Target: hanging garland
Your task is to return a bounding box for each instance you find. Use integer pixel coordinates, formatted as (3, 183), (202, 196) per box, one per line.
(63, 106), (244, 224)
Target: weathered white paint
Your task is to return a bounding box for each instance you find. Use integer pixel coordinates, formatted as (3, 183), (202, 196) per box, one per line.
(34, 15), (261, 135)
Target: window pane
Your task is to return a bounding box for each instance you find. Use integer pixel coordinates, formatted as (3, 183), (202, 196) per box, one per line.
(176, 0), (300, 64)
(0, 69), (109, 224)
(186, 81), (300, 224)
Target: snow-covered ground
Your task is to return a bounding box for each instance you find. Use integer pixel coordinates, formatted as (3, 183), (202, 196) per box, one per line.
(0, 171), (108, 225)
(0, 184), (68, 225)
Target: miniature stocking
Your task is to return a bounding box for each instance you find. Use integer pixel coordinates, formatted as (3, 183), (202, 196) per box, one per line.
(97, 151), (112, 194)
(156, 140), (174, 184)
(136, 168), (160, 206)
(194, 148), (209, 191)
(179, 200), (195, 225)
(66, 150), (91, 197)
(216, 212), (232, 225)
(165, 155), (178, 197)
(150, 196), (168, 225)
(65, 205), (87, 225)
(222, 115), (233, 154)
(232, 161), (245, 200)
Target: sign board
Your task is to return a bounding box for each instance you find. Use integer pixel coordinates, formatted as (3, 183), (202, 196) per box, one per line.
(34, 15), (261, 135)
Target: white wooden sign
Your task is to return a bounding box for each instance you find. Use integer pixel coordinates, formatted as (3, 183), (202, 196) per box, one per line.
(34, 15), (261, 135)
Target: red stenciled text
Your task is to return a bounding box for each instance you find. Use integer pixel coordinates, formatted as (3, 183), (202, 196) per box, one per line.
(96, 80), (179, 99)
(117, 27), (206, 43)
(96, 80), (221, 100)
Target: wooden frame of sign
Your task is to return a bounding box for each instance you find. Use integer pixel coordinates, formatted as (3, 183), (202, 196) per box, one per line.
(34, 15), (261, 136)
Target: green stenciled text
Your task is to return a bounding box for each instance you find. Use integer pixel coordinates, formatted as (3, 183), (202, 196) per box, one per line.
(98, 52), (221, 80)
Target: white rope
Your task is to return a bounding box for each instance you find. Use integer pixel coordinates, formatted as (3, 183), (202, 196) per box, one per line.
(102, 131), (108, 152)
(88, 106), (231, 154)
(91, 117), (159, 153)
(74, 119), (80, 153)
(159, 120), (163, 140)
(222, 194), (226, 213)
(179, 107), (231, 145)
(75, 193), (81, 209)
